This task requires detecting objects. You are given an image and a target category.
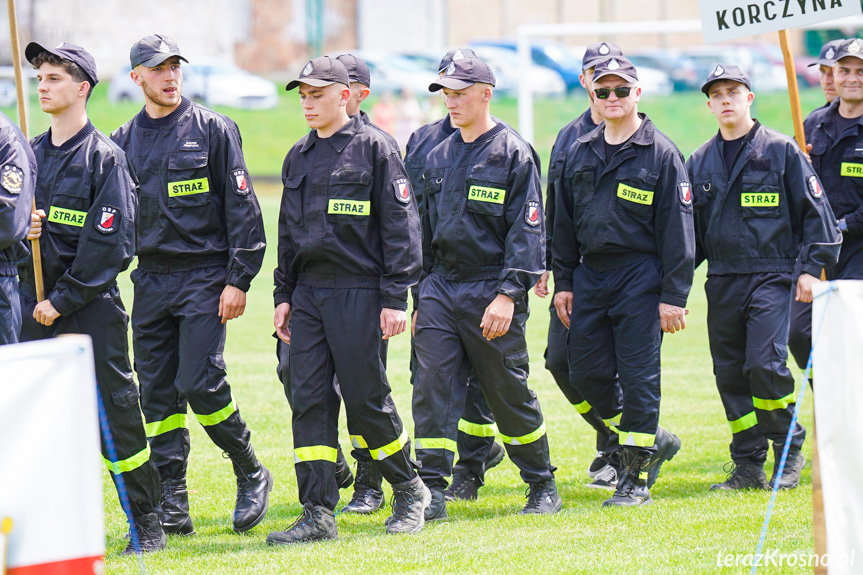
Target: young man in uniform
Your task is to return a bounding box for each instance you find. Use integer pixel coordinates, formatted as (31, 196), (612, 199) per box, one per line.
(534, 42), (621, 489)
(111, 34), (271, 536)
(413, 56), (561, 520)
(21, 42), (165, 553)
(806, 39), (843, 121)
(790, 38), (863, 380)
(688, 66), (840, 490)
(553, 56), (693, 508)
(403, 48), (506, 504)
(0, 111), (36, 345)
(269, 56), (428, 544)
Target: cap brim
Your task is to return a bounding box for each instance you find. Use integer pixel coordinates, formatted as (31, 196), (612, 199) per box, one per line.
(701, 78), (750, 95)
(593, 70), (638, 84)
(836, 54), (863, 63)
(24, 42), (49, 64)
(285, 78), (338, 91)
(429, 77), (474, 92)
(582, 57), (611, 70)
(810, 58), (835, 67)
(136, 53), (188, 69)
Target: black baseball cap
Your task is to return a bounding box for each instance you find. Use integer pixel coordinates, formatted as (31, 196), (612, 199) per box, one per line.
(809, 39), (844, 68)
(336, 54), (371, 87)
(701, 64), (751, 95)
(25, 41), (98, 86)
(130, 34), (188, 69)
(833, 38), (863, 64)
(593, 56), (638, 84)
(582, 42), (623, 70)
(429, 57), (496, 91)
(286, 56), (350, 91)
(438, 48), (477, 73)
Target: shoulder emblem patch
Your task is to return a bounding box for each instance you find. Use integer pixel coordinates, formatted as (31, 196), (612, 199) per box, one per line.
(393, 177), (411, 203)
(678, 181), (692, 207)
(808, 175), (824, 199)
(233, 169), (250, 195)
(95, 205), (120, 234)
(1, 164), (24, 195)
(525, 199), (541, 226)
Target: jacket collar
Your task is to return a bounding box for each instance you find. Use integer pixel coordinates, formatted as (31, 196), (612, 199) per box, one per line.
(300, 113), (363, 154)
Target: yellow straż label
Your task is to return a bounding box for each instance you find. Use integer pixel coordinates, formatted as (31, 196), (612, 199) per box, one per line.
(741, 193), (779, 207)
(617, 183), (653, 205)
(48, 206), (86, 227)
(468, 186), (505, 204)
(328, 199), (371, 216)
(841, 162), (863, 177)
(168, 178), (209, 197)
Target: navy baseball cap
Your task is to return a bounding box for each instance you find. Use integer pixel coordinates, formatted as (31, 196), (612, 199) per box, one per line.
(833, 38), (863, 63)
(701, 64), (751, 95)
(438, 48), (478, 73)
(582, 42), (623, 70)
(286, 56), (350, 91)
(809, 39), (843, 67)
(336, 54), (371, 87)
(593, 56), (638, 84)
(429, 57), (496, 91)
(129, 34), (188, 69)
(25, 41), (98, 86)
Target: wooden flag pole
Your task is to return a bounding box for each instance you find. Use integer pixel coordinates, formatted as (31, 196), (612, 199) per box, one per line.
(779, 29), (808, 150)
(7, 0), (45, 302)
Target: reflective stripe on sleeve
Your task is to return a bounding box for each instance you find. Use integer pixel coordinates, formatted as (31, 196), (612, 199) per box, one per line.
(500, 422), (546, 446)
(370, 428), (409, 461)
(194, 396), (237, 427)
(144, 413), (188, 437)
(573, 400), (592, 415)
(753, 391), (796, 412)
(457, 419), (497, 437)
(620, 431), (656, 448)
(729, 412), (758, 434)
(414, 437), (457, 453)
(294, 445), (338, 463)
(350, 435), (369, 449)
(103, 444), (151, 475)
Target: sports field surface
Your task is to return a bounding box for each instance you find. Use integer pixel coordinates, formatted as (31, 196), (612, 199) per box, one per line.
(6, 86), (822, 574)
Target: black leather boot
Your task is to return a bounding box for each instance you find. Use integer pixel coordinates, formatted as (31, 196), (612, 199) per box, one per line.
(161, 477), (195, 535)
(228, 444), (273, 533)
(122, 512), (167, 555)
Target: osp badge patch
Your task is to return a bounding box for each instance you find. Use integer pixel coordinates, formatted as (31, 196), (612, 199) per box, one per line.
(808, 175), (824, 199)
(233, 169), (250, 195)
(679, 181), (692, 207)
(525, 200), (541, 226)
(393, 177), (411, 203)
(1, 164), (24, 195)
(95, 205), (120, 234)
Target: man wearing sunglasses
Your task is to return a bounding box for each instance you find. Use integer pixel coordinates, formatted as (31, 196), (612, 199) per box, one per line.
(534, 41), (622, 490)
(687, 66), (840, 492)
(552, 56), (694, 507)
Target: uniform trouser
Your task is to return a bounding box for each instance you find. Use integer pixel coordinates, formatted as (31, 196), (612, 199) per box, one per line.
(289, 284), (415, 510)
(277, 337), (399, 466)
(0, 275), (21, 345)
(544, 304), (614, 452)
(413, 274), (553, 491)
(567, 258), (664, 457)
(131, 266), (252, 481)
(705, 273), (805, 464)
(19, 287), (161, 518)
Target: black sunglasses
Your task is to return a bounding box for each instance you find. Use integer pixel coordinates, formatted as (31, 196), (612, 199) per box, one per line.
(593, 86), (633, 99)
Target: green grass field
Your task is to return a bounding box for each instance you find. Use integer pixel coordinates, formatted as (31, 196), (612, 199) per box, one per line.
(7, 86), (822, 573)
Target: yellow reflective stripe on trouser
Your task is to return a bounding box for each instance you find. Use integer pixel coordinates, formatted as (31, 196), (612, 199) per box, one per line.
(603, 413), (622, 431)
(103, 444), (151, 475)
(458, 419), (497, 437)
(350, 435), (369, 449)
(573, 400), (592, 415)
(729, 412), (759, 434)
(500, 422), (546, 446)
(620, 431), (656, 448)
(294, 445), (338, 463)
(752, 391), (796, 411)
(370, 428), (409, 461)
(415, 438), (458, 452)
(144, 413), (188, 437)
(194, 396), (237, 426)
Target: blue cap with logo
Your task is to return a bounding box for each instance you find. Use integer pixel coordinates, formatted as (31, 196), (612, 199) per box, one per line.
(25, 41), (99, 86)
(701, 64), (751, 95)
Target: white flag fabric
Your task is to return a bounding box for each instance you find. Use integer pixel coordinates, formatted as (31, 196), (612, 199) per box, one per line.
(813, 280), (863, 573)
(0, 336), (104, 575)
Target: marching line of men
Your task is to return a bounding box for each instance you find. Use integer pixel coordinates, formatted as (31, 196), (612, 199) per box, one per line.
(0, 33), (853, 552)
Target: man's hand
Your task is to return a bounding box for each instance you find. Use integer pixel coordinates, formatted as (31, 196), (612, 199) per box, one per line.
(219, 285), (246, 324)
(381, 307), (407, 340)
(27, 210), (45, 240)
(796, 272), (820, 303)
(659, 303), (688, 334)
(553, 291), (573, 329)
(804, 143), (813, 165)
(274, 302), (292, 344)
(480, 294), (514, 340)
(533, 271), (550, 298)
(411, 310), (418, 337)
(33, 299), (60, 326)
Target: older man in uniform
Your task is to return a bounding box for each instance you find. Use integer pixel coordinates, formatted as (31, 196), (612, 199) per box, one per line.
(111, 34), (271, 536)
(21, 41), (164, 553)
(688, 65), (840, 490)
(413, 56), (560, 520)
(268, 56), (428, 544)
(0, 111), (36, 345)
(534, 42), (622, 489)
(403, 48), (507, 503)
(553, 56), (694, 507)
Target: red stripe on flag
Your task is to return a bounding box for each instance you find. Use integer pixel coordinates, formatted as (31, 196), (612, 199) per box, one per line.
(9, 555), (104, 575)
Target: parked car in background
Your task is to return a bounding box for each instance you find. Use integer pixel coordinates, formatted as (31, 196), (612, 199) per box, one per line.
(336, 50), (435, 96)
(737, 42), (819, 87)
(108, 56), (278, 109)
(470, 40), (585, 93)
(469, 44), (567, 97)
(628, 50), (701, 91)
(678, 45), (789, 92)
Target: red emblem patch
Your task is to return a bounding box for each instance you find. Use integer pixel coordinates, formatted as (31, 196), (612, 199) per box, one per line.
(525, 200), (541, 226)
(394, 177), (411, 203)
